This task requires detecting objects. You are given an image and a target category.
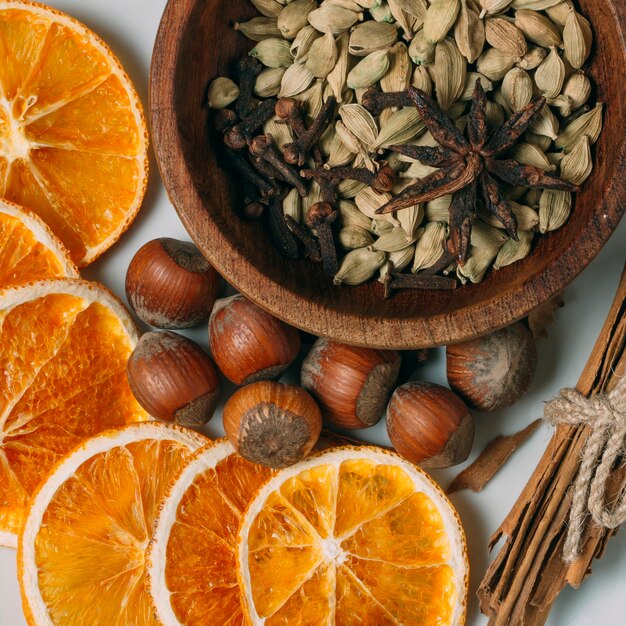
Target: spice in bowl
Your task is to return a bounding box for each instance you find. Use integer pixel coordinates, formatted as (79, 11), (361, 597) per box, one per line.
(207, 0), (603, 297)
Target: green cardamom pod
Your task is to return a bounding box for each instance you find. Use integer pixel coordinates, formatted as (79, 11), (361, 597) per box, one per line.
(326, 129), (356, 167)
(378, 245), (417, 281)
(207, 77), (239, 109)
(485, 17), (527, 59)
(511, 142), (556, 171)
(333, 248), (387, 285)
(545, 0), (573, 26)
(493, 230), (534, 269)
(293, 79), (324, 120)
(397, 204), (424, 239)
(555, 102), (603, 151)
(516, 45), (547, 70)
(564, 71), (591, 110)
(423, 0), (461, 44)
(539, 189), (572, 232)
(525, 187), (543, 208)
(402, 160), (439, 180)
(372, 107), (426, 150)
(340, 104), (379, 149)
(370, 218), (395, 235)
(234, 17), (282, 41)
(425, 195), (452, 222)
(559, 135), (592, 184)
(485, 100), (505, 129)
(478, 0), (513, 18)
(501, 67), (533, 112)
(409, 30), (436, 65)
(476, 48), (519, 81)
(563, 8), (592, 69)
(355, 187), (394, 219)
(534, 47), (565, 99)
(337, 178), (368, 198)
(327, 32), (350, 102)
(482, 201), (539, 230)
(454, 0), (485, 63)
(412, 64), (433, 95)
(250, 38), (294, 68)
(381, 42), (412, 92)
(339, 199), (372, 229)
(279, 62), (315, 97)
(282, 188), (302, 222)
(251, 0), (283, 18)
(387, 0), (415, 37)
(339, 225), (376, 249)
(373, 226), (417, 251)
(391, 0), (428, 18)
(529, 104), (560, 140)
(306, 32), (338, 78)
(255, 67), (286, 97)
(349, 20), (398, 55)
(291, 25), (319, 62)
(347, 50), (390, 89)
(524, 130), (553, 151)
(412, 222), (447, 272)
(308, 5), (362, 34)
(546, 94), (573, 118)
(515, 9), (562, 48)
(263, 116), (295, 153)
(457, 246), (498, 283)
(511, 0), (562, 9)
(470, 221), (509, 250)
(278, 0), (316, 38)
(432, 38), (466, 110)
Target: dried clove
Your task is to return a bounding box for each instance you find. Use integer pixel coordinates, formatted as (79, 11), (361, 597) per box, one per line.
(361, 88), (414, 116)
(244, 202), (265, 219)
(283, 96), (337, 166)
(236, 56), (263, 118)
(213, 108), (238, 133)
(301, 164), (397, 193)
(268, 193), (299, 259)
(305, 202), (339, 276)
(285, 214), (322, 262)
(384, 270), (458, 299)
(250, 134), (308, 196)
(224, 98), (278, 150)
(223, 149), (276, 201)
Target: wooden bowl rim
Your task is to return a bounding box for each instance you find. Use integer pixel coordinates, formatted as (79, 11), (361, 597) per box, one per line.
(149, 0), (626, 349)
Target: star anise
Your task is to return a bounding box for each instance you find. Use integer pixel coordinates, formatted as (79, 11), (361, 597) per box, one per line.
(376, 80), (578, 265)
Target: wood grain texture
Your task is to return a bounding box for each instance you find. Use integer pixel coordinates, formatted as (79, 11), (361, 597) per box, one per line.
(149, 0), (626, 349)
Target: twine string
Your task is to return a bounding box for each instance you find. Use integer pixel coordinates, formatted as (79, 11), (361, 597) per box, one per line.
(544, 376), (626, 564)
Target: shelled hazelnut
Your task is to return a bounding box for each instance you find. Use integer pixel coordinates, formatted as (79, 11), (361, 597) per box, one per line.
(223, 381), (322, 468)
(301, 338), (401, 429)
(446, 322), (537, 412)
(209, 294), (300, 385)
(127, 331), (220, 426)
(126, 238), (220, 329)
(387, 381), (474, 469)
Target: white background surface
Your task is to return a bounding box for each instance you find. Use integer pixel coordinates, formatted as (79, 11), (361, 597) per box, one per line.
(1, 1), (625, 624)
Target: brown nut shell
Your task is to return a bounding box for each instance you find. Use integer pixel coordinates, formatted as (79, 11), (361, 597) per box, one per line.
(387, 381), (474, 469)
(446, 322), (537, 412)
(301, 338), (401, 429)
(209, 295), (301, 385)
(127, 331), (220, 426)
(223, 381), (322, 468)
(126, 238), (220, 329)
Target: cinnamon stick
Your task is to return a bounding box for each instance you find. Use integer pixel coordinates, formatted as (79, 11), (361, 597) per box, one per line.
(478, 262), (626, 625)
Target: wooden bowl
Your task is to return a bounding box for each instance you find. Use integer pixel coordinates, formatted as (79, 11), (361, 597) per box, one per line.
(150, 0), (626, 349)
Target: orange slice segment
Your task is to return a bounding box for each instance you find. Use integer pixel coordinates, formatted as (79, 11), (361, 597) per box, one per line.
(18, 422), (207, 626)
(0, 1), (149, 266)
(237, 447), (469, 625)
(0, 199), (77, 286)
(147, 440), (273, 626)
(0, 278), (149, 547)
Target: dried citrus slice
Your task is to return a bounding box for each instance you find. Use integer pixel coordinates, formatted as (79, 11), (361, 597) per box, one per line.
(18, 422), (208, 626)
(147, 440), (273, 626)
(0, 1), (149, 266)
(0, 199), (77, 286)
(237, 447), (469, 625)
(0, 278), (149, 547)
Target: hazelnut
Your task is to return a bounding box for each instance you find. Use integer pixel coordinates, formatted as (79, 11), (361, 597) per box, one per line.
(301, 338), (401, 429)
(223, 381), (322, 468)
(387, 382), (474, 469)
(446, 322), (537, 412)
(126, 331), (219, 426)
(126, 238), (220, 329)
(208, 295), (301, 385)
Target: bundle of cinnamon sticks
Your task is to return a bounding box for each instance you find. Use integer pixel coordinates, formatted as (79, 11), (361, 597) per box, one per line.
(479, 263), (626, 625)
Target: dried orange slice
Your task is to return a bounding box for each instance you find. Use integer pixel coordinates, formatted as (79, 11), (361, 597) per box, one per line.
(18, 422), (208, 626)
(0, 1), (149, 266)
(0, 278), (149, 547)
(147, 440), (273, 626)
(237, 447), (469, 625)
(0, 199), (77, 286)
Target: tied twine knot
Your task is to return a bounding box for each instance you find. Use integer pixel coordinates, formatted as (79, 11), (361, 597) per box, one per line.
(545, 375), (626, 564)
